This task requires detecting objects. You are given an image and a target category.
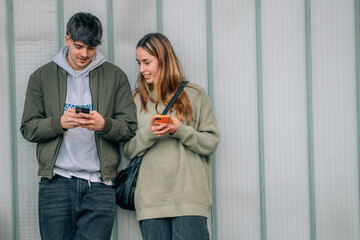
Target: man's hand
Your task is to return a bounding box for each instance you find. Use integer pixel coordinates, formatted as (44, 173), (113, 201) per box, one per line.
(77, 110), (105, 131)
(60, 109), (81, 129)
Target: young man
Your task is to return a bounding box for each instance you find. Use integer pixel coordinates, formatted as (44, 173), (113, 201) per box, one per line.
(20, 12), (137, 240)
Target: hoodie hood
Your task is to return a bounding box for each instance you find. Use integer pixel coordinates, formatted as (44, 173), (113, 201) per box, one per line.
(53, 45), (106, 76)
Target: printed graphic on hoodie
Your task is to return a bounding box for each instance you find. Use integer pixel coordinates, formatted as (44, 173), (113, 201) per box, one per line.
(64, 103), (93, 112)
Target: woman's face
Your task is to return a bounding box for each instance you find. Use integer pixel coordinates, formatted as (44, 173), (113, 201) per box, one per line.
(136, 47), (159, 85)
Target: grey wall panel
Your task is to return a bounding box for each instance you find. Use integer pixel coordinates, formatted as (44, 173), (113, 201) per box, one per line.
(114, 145), (142, 239)
(162, 1), (211, 233)
(112, 1), (156, 239)
(2, 0), (360, 239)
(162, 0), (208, 89)
(113, 0), (157, 91)
(0, 0), (13, 239)
(13, 0), (58, 239)
(63, 0), (109, 58)
(311, 0), (359, 239)
(212, 0), (261, 239)
(261, 1), (310, 239)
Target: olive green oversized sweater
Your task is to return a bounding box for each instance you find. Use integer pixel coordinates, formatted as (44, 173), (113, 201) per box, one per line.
(123, 83), (220, 221)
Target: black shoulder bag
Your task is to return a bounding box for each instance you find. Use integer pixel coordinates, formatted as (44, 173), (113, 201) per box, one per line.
(114, 80), (189, 211)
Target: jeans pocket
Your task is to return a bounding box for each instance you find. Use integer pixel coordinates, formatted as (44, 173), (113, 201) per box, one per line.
(39, 177), (53, 185)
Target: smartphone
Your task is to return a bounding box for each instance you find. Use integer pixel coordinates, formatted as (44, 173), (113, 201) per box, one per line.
(75, 106), (90, 114)
(153, 115), (170, 124)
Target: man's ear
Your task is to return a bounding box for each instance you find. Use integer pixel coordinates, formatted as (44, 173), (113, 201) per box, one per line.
(65, 35), (70, 47)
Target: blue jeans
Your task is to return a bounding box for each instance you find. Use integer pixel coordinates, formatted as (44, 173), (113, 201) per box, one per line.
(38, 175), (116, 240)
(139, 216), (210, 240)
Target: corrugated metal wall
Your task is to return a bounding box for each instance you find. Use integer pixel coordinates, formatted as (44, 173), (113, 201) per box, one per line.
(1, 0), (359, 239)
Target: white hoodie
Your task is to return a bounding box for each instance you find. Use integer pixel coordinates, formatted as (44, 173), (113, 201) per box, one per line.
(52, 45), (106, 183)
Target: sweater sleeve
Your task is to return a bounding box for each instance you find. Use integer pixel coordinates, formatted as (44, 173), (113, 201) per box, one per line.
(20, 74), (65, 143)
(123, 125), (158, 159)
(170, 88), (220, 156)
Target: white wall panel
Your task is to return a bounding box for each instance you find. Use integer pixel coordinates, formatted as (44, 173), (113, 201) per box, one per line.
(114, 145), (142, 239)
(261, 1), (310, 239)
(112, 1), (156, 239)
(0, 0), (13, 239)
(163, 0), (208, 88)
(113, 0), (157, 91)
(1, 0), (360, 239)
(212, 0), (261, 239)
(311, 0), (359, 239)
(63, 0), (109, 58)
(13, 0), (58, 239)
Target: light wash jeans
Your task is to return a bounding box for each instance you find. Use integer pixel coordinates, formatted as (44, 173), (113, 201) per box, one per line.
(139, 216), (210, 240)
(38, 175), (116, 240)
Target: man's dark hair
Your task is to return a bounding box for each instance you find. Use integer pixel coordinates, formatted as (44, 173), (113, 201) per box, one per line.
(66, 12), (102, 46)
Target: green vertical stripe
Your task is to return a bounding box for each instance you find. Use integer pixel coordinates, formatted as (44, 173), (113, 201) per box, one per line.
(57, 0), (64, 49)
(355, 0), (360, 236)
(156, 0), (163, 33)
(7, 0), (18, 239)
(107, 1), (117, 239)
(107, 0), (114, 64)
(255, 1), (266, 239)
(205, 0), (217, 239)
(304, 0), (316, 239)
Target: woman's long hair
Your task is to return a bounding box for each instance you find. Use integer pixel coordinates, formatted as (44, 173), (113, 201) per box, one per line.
(134, 33), (194, 123)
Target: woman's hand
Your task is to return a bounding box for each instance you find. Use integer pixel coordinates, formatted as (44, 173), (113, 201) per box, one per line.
(168, 117), (180, 135)
(150, 118), (170, 137)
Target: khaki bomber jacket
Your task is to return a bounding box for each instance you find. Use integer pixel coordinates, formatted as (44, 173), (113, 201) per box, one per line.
(20, 61), (137, 181)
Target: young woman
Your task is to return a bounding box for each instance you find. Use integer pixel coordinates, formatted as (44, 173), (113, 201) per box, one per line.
(124, 33), (220, 240)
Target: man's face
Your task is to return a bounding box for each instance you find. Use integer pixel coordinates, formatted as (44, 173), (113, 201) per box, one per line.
(65, 35), (98, 70)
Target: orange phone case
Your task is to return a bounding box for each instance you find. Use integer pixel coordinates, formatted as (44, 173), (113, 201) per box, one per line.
(153, 115), (170, 124)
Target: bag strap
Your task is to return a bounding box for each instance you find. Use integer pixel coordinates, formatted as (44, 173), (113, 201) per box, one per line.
(139, 80), (188, 157)
(161, 80), (189, 115)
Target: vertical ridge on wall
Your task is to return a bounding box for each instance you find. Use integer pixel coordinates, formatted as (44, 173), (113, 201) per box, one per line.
(156, 0), (163, 33)
(255, 0), (267, 239)
(206, 0), (217, 239)
(106, 1), (117, 239)
(7, 0), (18, 239)
(57, 0), (64, 49)
(304, 0), (316, 239)
(107, 0), (114, 64)
(355, 0), (360, 235)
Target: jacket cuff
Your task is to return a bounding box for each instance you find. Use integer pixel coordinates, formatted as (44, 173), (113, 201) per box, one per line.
(100, 118), (112, 134)
(51, 116), (65, 134)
